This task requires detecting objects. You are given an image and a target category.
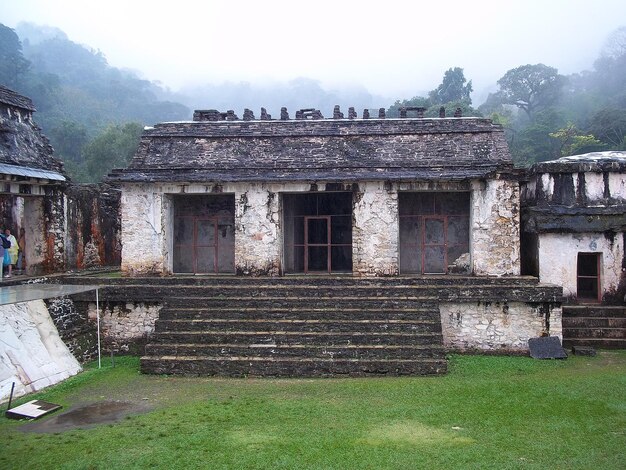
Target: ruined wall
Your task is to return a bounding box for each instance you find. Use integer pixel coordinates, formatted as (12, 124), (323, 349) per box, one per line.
(86, 302), (161, 354)
(471, 178), (521, 276)
(235, 183), (282, 275)
(353, 181), (398, 276)
(65, 183), (121, 269)
(120, 183), (166, 274)
(539, 232), (624, 300)
(46, 296), (97, 362)
(440, 301), (562, 352)
(42, 186), (66, 273)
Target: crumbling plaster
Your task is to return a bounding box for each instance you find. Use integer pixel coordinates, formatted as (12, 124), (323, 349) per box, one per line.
(539, 232), (624, 299)
(121, 177), (521, 277)
(440, 301), (562, 352)
(470, 179), (521, 276)
(353, 181), (398, 276)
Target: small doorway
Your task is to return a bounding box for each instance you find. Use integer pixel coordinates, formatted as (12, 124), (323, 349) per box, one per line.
(577, 252), (601, 301)
(173, 195), (235, 274)
(283, 193), (352, 274)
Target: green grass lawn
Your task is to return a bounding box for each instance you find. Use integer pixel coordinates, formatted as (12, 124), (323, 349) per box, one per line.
(1, 353), (625, 469)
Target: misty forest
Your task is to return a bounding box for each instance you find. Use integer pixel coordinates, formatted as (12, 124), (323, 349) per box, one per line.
(1, 22), (625, 182)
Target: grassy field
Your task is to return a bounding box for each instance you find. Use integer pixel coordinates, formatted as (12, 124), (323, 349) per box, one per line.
(1, 353), (624, 469)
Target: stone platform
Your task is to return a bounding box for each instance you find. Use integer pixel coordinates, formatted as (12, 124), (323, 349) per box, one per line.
(63, 274), (562, 377)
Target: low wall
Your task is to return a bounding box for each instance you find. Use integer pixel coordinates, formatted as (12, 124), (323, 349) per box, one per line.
(440, 301), (562, 352)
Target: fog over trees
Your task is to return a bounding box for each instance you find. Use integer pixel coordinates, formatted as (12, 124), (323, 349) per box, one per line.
(1, 22), (625, 182)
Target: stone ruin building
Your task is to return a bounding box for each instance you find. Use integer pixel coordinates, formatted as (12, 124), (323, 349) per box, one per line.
(0, 85), (121, 274)
(106, 106), (562, 376)
(0, 84), (67, 273)
(522, 151), (626, 350)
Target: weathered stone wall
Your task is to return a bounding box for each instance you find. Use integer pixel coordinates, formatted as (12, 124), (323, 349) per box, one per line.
(46, 296), (97, 362)
(42, 186), (66, 273)
(65, 183), (121, 269)
(86, 302), (161, 354)
(121, 178), (521, 277)
(120, 183), (166, 274)
(440, 301), (562, 352)
(539, 232), (624, 300)
(471, 178), (521, 276)
(235, 183), (282, 275)
(353, 181), (398, 276)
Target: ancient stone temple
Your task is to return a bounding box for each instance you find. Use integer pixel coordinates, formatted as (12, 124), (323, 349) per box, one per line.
(109, 106), (561, 376)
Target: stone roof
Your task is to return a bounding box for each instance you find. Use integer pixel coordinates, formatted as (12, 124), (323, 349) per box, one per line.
(109, 115), (513, 183)
(0, 85), (36, 112)
(531, 151), (626, 174)
(0, 87), (65, 175)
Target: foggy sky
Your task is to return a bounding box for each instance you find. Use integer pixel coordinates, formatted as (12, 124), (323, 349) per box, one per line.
(3, 0), (626, 103)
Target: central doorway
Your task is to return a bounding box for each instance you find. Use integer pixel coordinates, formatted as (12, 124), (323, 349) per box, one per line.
(283, 192), (352, 274)
(172, 195), (235, 274)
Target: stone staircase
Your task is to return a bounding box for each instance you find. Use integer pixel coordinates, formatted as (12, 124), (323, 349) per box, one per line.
(62, 274), (562, 377)
(562, 306), (626, 349)
(141, 280), (447, 377)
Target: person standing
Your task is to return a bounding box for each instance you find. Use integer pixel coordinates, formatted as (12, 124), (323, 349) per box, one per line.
(5, 228), (18, 277)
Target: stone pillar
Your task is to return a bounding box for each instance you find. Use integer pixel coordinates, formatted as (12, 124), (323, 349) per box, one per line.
(471, 178), (521, 276)
(352, 181), (399, 276)
(234, 184), (281, 275)
(120, 184), (166, 275)
(43, 186), (66, 273)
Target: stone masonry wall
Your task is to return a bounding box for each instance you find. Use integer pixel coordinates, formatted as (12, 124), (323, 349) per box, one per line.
(471, 178), (521, 276)
(87, 301), (161, 354)
(440, 301), (562, 352)
(235, 183), (282, 275)
(120, 184), (166, 274)
(353, 181), (398, 276)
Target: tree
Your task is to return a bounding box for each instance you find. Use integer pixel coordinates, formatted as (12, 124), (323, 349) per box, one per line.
(496, 64), (565, 119)
(549, 123), (605, 157)
(80, 122), (143, 183)
(588, 107), (626, 149)
(429, 67), (473, 105)
(48, 120), (89, 163)
(0, 24), (30, 88)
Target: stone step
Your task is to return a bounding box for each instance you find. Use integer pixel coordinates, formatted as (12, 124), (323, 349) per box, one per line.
(144, 343), (446, 360)
(562, 338), (626, 349)
(140, 355), (448, 377)
(562, 317), (626, 328)
(165, 296), (439, 309)
(150, 331), (443, 346)
(158, 307), (440, 321)
(562, 327), (625, 339)
(154, 318), (442, 333)
(562, 306), (626, 318)
(65, 274), (541, 287)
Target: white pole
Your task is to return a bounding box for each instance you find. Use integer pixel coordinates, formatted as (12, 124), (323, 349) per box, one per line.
(96, 287), (101, 369)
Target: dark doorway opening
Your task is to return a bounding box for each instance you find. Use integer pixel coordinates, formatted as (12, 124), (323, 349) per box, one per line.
(173, 195), (235, 274)
(399, 192), (470, 274)
(577, 252), (601, 301)
(283, 193), (352, 274)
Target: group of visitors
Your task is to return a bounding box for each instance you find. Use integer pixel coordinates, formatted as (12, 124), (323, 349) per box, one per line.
(0, 227), (25, 279)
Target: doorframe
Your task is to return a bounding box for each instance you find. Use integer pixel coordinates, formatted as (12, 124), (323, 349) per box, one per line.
(576, 252), (601, 302)
(303, 215), (331, 274)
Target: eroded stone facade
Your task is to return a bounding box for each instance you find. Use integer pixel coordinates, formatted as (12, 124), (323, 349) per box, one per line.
(441, 301), (562, 352)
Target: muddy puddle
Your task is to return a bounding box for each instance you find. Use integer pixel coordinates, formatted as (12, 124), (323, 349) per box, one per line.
(20, 400), (152, 433)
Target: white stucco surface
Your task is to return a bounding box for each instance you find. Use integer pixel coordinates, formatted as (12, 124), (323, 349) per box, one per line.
(471, 179), (521, 276)
(0, 300), (81, 402)
(538, 232), (624, 299)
